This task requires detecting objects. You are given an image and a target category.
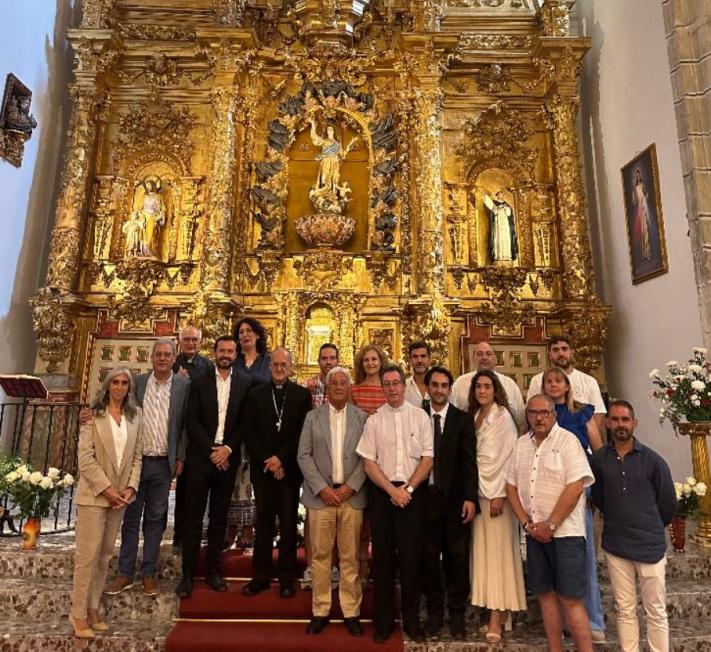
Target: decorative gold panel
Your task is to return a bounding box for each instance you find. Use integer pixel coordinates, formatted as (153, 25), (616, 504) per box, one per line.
(32, 0), (609, 396)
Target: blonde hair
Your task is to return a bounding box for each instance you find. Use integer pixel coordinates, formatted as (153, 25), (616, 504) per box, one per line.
(354, 344), (388, 385)
(542, 366), (582, 414)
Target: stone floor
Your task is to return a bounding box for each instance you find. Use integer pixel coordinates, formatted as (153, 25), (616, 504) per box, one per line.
(1, 531), (710, 651)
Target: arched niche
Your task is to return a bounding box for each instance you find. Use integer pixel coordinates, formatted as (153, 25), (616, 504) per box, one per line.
(285, 108), (371, 253)
(470, 168), (519, 268)
(304, 303), (336, 365)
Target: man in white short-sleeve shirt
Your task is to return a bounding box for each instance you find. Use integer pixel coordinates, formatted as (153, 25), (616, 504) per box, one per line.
(526, 336), (606, 430)
(356, 364), (433, 644)
(506, 394), (595, 652)
(451, 341), (525, 430)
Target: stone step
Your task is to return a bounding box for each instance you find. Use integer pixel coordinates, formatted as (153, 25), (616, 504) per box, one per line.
(2, 615), (170, 651)
(1, 614), (709, 652)
(0, 577), (178, 622)
(2, 534), (710, 581)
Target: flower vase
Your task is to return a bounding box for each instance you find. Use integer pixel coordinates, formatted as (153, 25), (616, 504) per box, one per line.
(669, 516), (686, 552)
(678, 421), (711, 547)
(21, 516), (41, 551)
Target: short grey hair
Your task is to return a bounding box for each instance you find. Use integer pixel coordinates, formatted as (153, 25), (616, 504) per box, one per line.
(380, 363), (406, 384)
(152, 337), (177, 356)
(179, 326), (202, 340)
(326, 366), (351, 385)
(526, 393), (555, 410)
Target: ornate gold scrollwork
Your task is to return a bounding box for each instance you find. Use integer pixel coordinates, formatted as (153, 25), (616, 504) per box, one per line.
(403, 296), (452, 365)
(29, 288), (77, 373)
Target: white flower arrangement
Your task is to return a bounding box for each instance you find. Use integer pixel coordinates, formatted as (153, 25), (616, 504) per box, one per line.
(674, 476), (707, 520)
(650, 348), (711, 429)
(3, 460), (74, 520)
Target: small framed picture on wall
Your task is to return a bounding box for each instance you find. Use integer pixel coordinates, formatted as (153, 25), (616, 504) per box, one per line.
(620, 144), (669, 284)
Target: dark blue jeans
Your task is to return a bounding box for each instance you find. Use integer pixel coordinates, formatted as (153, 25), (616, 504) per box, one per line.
(118, 456), (172, 579)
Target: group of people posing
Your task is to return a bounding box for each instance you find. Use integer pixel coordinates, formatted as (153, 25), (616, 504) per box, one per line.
(68, 324), (677, 652)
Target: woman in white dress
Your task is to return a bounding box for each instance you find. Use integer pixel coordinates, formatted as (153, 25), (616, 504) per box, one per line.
(469, 370), (526, 643)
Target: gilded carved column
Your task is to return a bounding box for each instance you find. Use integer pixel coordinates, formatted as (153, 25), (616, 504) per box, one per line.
(544, 93), (595, 300)
(412, 86), (446, 298)
(200, 84), (240, 295)
(46, 85), (102, 290)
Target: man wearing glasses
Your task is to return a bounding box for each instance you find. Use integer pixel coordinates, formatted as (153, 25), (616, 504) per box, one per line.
(505, 394), (595, 652)
(356, 364), (433, 644)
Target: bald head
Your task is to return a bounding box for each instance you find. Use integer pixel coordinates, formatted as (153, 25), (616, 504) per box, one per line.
(270, 347), (292, 385)
(473, 342), (497, 371)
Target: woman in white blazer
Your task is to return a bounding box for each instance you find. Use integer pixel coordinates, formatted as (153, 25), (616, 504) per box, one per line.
(69, 367), (143, 638)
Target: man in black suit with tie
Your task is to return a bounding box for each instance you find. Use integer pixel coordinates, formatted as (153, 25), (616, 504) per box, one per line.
(422, 366), (479, 640)
(175, 335), (251, 598)
(241, 347), (312, 598)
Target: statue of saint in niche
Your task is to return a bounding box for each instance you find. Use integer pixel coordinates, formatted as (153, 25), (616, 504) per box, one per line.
(308, 117), (358, 214)
(124, 175), (167, 258)
(484, 191), (518, 263)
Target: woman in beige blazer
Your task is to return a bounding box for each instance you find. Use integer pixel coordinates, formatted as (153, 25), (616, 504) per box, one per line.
(69, 367), (143, 638)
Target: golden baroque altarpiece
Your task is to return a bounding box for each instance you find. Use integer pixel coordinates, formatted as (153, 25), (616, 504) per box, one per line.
(32, 0), (610, 399)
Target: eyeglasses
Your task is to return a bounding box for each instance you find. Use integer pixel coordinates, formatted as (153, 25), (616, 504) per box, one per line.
(526, 409), (552, 419)
(382, 380), (403, 389)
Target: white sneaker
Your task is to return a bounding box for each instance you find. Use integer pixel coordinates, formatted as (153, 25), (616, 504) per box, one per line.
(591, 630), (606, 644)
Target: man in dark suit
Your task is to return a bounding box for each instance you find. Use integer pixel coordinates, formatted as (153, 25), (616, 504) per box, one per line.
(242, 347), (312, 598)
(104, 337), (190, 597)
(422, 366), (478, 640)
(175, 335), (251, 598)
(171, 325), (214, 551)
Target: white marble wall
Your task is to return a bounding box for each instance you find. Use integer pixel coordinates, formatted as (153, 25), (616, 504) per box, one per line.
(578, 0), (700, 476)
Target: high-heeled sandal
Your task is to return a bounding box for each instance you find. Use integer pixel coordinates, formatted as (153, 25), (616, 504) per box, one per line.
(89, 617), (109, 632)
(69, 615), (95, 639)
(485, 630), (502, 644)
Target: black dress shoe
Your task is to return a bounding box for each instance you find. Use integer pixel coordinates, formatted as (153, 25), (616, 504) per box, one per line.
(279, 582), (296, 598)
(449, 613), (467, 639)
(344, 617), (364, 637)
(425, 618), (443, 638)
(306, 616), (330, 635)
(373, 628), (392, 644)
(175, 576), (193, 598)
(241, 579), (269, 596)
(404, 626), (426, 643)
(205, 572), (228, 592)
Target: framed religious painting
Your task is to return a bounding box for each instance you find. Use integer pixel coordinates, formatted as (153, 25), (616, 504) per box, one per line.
(620, 144), (669, 284)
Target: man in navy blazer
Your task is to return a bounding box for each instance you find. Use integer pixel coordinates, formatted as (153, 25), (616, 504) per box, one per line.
(176, 335), (251, 598)
(104, 337), (190, 597)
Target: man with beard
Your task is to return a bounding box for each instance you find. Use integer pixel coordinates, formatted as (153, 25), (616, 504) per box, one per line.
(305, 343), (339, 408)
(175, 336), (251, 598)
(405, 341), (432, 410)
(526, 336), (606, 430)
(591, 400), (677, 652)
(421, 366), (478, 639)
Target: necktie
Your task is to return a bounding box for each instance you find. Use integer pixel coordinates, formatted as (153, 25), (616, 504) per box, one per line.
(433, 413), (443, 490)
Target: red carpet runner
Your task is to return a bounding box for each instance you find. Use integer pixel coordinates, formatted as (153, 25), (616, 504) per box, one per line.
(165, 549), (404, 651)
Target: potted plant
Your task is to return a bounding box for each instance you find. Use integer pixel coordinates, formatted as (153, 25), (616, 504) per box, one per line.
(4, 462), (74, 549)
(650, 347), (711, 547)
(669, 477), (707, 552)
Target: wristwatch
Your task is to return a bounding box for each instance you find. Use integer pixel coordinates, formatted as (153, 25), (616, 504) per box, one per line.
(405, 485), (414, 494)
(547, 521), (557, 532)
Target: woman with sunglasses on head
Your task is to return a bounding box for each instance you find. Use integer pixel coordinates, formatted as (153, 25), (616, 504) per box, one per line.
(468, 370), (526, 644)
